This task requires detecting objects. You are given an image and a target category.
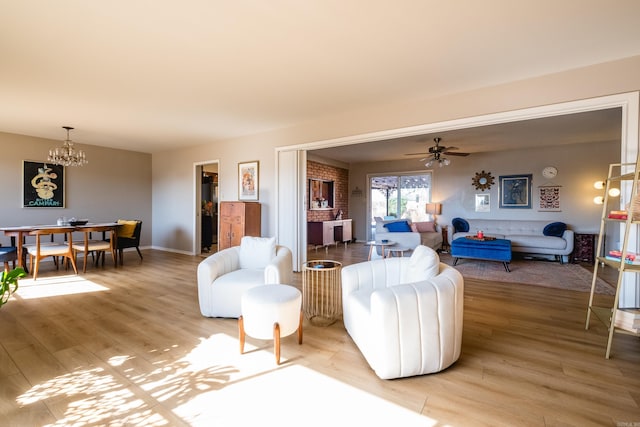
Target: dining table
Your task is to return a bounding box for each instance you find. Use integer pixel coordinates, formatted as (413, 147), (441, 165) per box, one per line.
(0, 222), (120, 270)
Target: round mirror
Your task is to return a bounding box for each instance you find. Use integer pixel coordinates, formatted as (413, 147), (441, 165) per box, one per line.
(472, 171), (495, 191)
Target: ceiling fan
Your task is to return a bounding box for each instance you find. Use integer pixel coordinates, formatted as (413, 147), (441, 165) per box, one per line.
(406, 137), (470, 167)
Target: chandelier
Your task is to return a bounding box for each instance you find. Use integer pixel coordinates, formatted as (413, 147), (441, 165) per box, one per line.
(425, 152), (450, 168)
(48, 126), (88, 167)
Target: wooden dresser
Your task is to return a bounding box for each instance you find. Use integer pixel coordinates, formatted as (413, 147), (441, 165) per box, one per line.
(219, 201), (261, 250)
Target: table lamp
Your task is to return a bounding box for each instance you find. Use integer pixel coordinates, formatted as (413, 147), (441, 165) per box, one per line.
(426, 202), (442, 226)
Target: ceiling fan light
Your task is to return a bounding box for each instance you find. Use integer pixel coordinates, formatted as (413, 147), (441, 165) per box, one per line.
(425, 160), (434, 168)
(442, 158), (450, 166)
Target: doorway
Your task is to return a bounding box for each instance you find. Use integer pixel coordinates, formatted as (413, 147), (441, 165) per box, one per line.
(277, 91), (639, 272)
(195, 161), (219, 256)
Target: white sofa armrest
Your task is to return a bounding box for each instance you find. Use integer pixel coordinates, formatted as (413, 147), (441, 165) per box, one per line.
(562, 229), (575, 254)
(197, 247), (240, 286)
(197, 247), (241, 316)
(264, 245), (293, 284)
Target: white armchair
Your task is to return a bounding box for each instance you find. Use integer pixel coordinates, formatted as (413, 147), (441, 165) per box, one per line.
(341, 245), (464, 379)
(198, 236), (293, 318)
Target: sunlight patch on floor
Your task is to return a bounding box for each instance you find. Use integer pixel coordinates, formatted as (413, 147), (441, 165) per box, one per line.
(17, 367), (168, 427)
(171, 333), (439, 427)
(13, 332), (440, 426)
(15, 275), (109, 299)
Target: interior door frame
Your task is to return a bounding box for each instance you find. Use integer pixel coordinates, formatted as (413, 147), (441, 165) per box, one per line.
(193, 159), (220, 255)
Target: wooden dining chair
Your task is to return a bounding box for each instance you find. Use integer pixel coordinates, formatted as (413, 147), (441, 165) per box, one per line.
(23, 227), (78, 280)
(72, 224), (117, 273)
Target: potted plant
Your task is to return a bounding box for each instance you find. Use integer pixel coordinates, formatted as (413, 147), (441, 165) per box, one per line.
(0, 267), (26, 309)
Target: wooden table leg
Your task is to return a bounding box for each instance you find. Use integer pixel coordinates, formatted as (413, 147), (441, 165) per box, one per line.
(274, 322), (281, 365)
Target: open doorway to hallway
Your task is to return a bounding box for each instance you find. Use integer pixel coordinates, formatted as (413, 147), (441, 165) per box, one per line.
(196, 162), (219, 256)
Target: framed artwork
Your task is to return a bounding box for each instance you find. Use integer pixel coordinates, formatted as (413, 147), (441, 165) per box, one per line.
(238, 160), (259, 201)
(23, 160), (65, 208)
(475, 194), (490, 212)
(538, 185), (562, 212)
(499, 174), (532, 209)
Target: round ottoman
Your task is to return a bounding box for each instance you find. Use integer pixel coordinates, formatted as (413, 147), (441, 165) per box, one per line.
(239, 284), (303, 364)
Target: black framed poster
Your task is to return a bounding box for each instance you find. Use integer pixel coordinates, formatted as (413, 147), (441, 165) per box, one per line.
(23, 161), (65, 208)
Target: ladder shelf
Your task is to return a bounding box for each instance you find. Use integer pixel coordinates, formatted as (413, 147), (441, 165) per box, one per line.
(585, 162), (640, 358)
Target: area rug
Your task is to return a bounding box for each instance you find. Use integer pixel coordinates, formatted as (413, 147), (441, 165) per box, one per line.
(439, 253), (615, 295)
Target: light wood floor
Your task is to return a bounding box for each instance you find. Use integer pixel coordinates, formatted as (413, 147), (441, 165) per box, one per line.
(1, 244), (639, 426)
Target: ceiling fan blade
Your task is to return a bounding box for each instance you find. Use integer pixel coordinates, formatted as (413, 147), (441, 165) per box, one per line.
(444, 151), (470, 156)
(442, 146), (459, 151)
(404, 152), (428, 156)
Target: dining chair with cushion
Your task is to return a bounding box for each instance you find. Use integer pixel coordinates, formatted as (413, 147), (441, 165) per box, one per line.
(110, 220), (142, 265)
(0, 244), (18, 273)
(23, 227), (78, 280)
(72, 224), (118, 273)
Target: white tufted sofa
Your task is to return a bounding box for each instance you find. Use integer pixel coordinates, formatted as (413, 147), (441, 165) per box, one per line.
(341, 245), (464, 379)
(197, 236), (293, 318)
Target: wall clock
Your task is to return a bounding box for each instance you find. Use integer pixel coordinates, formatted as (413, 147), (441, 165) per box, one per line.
(542, 166), (558, 179)
(472, 170), (495, 191)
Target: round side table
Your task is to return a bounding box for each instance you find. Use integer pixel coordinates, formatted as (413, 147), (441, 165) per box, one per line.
(302, 260), (342, 326)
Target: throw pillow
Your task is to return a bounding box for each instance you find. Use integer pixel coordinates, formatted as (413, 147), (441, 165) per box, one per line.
(452, 217), (469, 232)
(117, 220), (138, 238)
(543, 222), (567, 237)
(239, 236), (276, 269)
(406, 245), (440, 282)
(384, 220), (412, 232)
(413, 221), (436, 233)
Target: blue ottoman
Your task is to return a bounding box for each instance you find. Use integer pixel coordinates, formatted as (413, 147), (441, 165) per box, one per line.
(451, 237), (512, 272)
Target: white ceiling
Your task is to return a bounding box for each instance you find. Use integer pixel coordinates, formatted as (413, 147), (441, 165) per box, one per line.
(1, 1), (639, 154)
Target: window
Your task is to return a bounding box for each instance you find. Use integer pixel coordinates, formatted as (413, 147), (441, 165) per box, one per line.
(370, 173), (432, 238)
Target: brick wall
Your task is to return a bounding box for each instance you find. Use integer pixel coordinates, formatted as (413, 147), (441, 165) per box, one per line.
(307, 160), (349, 222)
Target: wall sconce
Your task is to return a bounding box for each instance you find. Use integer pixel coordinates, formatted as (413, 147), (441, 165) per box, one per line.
(592, 180), (619, 203)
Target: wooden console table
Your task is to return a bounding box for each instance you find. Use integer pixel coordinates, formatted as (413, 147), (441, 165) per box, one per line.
(307, 219), (352, 250)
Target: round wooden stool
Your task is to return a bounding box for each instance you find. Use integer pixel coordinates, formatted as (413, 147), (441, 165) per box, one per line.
(239, 284), (303, 364)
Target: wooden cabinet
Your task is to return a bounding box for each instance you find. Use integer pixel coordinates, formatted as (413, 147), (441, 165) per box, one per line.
(308, 219), (352, 249)
(218, 201), (261, 250)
